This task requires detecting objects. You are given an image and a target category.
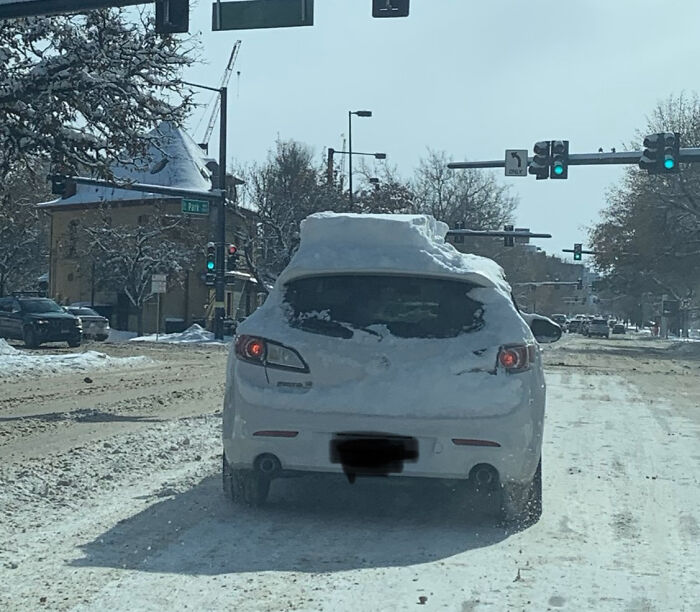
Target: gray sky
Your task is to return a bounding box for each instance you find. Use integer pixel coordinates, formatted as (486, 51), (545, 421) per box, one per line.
(180, 0), (700, 260)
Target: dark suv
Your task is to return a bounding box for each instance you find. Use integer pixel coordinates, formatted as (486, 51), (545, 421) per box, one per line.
(0, 296), (82, 348)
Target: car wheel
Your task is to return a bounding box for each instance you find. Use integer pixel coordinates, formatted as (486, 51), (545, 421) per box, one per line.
(500, 458), (542, 528)
(223, 454), (270, 506)
(67, 337), (81, 348)
(23, 327), (39, 349)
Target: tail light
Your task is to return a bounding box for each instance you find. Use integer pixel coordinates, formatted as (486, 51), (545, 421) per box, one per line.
(498, 344), (536, 373)
(235, 335), (309, 373)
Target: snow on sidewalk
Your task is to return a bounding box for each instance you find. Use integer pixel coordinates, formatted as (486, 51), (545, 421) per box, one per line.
(129, 324), (230, 345)
(0, 339), (150, 380)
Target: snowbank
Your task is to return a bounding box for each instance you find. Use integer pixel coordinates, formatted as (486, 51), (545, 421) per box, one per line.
(0, 340), (150, 379)
(129, 324), (228, 345)
(105, 329), (138, 343)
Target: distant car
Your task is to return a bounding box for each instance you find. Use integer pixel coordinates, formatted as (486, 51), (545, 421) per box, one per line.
(0, 296), (82, 348)
(65, 306), (110, 341)
(612, 323), (626, 335)
(580, 320), (591, 336)
(587, 318), (610, 338)
(550, 314), (567, 327)
(567, 319), (582, 333)
(608, 319), (617, 328)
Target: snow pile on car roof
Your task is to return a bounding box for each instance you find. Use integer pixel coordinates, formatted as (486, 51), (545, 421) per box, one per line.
(276, 213), (511, 294)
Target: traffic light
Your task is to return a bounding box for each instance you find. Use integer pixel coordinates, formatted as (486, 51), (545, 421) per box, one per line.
(453, 221), (464, 244)
(576, 278), (583, 290)
(504, 224), (514, 247)
(206, 241), (216, 272)
(372, 0), (410, 17)
(550, 140), (569, 179)
(529, 141), (551, 180)
(573, 243), (582, 261)
(661, 132), (680, 173)
(155, 0), (189, 34)
(226, 244), (239, 271)
(639, 133), (662, 174)
(49, 175), (76, 198)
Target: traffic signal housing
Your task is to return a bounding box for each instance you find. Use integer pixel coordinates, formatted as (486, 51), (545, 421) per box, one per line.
(155, 0), (189, 34)
(504, 224), (514, 247)
(662, 132), (680, 173)
(206, 241), (216, 272)
(49, 175), (76, 198)
(226, 244), (239, 271)
(576, 278), (583, 290)
(529, 141), (551, 180)
(573, 243), (582, 261)
(550, 140), (569, 179)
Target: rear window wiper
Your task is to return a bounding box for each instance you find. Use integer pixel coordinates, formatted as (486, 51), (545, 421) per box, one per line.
(294, 317), (354, 339)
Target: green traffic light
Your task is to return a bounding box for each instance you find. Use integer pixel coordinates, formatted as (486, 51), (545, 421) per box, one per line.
(553, 164), (564, 175)
(664, 158), (675, 169)
(207, 261), (215, 270)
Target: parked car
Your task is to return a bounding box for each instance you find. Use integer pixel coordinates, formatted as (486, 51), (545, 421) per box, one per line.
(222, 213), (561, 525)
(550, 313), (567, 328)
(64, 306), (110, 341)
(587, 318), (610, 338)
(612, 323), (626, 334)
(0, 296), (82, 348)
(568, 319), (582, 333)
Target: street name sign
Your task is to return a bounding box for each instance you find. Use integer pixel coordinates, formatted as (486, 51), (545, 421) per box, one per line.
(505, 149), (528, 177)
(182, 198), (210, 215)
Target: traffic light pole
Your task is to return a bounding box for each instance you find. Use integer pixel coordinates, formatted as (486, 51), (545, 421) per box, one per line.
(215, 86), (228, 341)
(448, 147), (700, 171)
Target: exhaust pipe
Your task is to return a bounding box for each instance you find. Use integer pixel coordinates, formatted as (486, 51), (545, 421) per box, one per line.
(471, 464), (499, 488)
(256, 454), (281, 475)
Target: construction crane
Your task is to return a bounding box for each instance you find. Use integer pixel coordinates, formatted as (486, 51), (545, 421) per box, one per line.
(199, 40), (241, 152)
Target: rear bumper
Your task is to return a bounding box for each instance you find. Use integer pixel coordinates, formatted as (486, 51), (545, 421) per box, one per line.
(223, 388), (544, 485)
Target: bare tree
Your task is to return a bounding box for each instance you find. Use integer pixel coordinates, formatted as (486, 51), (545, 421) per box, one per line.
(413, 150), (517, 229)
(82, 204), (198, 334)
(0, 162), (50, 296)
(0, 9), (196, 178)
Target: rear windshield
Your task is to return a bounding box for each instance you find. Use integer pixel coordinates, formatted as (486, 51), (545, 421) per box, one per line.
(284, 275), (486, 339)
(19, 299), (63, 313)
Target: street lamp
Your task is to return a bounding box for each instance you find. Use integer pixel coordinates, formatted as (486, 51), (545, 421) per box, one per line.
(348, 110), (372, 208)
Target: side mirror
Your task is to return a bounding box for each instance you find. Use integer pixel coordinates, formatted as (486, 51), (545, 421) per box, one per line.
(530, 317), (562, 344)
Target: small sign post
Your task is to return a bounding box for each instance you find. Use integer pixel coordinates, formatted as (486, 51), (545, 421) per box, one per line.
(151, 274), (167, 341)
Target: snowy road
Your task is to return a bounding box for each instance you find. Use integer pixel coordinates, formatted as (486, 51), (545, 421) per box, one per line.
(1, 335), (699, 611)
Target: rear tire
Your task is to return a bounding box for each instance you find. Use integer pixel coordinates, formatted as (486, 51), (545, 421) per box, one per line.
(500, 458), (542, 528)
(67, 337), (81, 348)
(222, 454), (270, 506)
(23, 327), (38, 349)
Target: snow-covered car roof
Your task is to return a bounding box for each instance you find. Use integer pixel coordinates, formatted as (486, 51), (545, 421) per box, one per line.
(275, 212), (512, 296)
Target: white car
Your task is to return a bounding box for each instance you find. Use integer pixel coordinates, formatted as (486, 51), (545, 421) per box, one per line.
(222, 213), (561, 524)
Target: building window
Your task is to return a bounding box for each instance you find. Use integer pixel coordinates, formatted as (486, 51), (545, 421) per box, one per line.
(67, 220), (79, 258)
(138, 214), (151, 225)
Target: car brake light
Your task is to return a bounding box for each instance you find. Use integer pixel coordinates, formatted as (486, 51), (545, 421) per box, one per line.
(235, 335), (309, 372)
(498, 344), (535, 373)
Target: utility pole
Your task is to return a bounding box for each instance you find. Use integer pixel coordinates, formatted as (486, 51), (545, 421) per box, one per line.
(348, 112), (353, 208)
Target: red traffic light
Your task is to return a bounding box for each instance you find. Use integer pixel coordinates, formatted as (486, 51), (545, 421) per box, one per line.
(227, 245), (237, 256)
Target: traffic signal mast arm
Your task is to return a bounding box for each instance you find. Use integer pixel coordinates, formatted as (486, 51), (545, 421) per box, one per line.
(448, 147), (700, 170)
(446, 229), (552, 239)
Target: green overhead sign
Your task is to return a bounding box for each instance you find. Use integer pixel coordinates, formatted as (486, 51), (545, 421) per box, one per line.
(182, 198), (209, 215)
(212, 0), (313, 31)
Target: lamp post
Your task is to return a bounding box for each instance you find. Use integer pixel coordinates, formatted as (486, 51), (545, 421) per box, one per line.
(348, 110), (372, 208)
(183, 80), (227, 339)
